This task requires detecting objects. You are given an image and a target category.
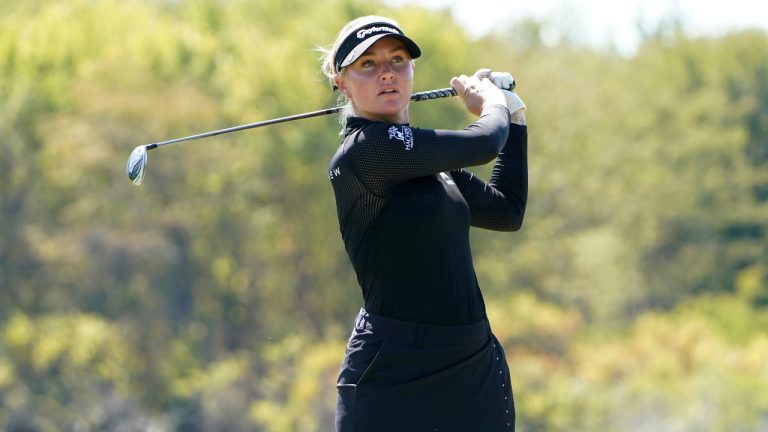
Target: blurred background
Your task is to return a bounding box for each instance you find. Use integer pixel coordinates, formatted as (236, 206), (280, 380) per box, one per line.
(1, 0), (767, 430)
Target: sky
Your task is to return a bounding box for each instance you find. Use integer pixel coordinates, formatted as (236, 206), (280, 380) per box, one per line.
(384, 0), (768, 55)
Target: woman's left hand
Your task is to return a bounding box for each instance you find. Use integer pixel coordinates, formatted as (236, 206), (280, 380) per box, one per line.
(490, 71), (526, 125)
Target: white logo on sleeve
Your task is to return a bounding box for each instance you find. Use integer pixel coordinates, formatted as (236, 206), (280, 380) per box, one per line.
(387, 125), (414, 151)
(439, 172), (455, 185)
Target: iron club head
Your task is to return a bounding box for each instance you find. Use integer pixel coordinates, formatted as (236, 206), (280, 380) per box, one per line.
(126, 145), (148, 185)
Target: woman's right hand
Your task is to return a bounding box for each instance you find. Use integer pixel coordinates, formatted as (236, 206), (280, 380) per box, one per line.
(450, 69), (507, 117)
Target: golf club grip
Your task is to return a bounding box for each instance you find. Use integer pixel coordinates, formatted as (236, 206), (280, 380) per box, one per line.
(410, 79), (515, 102)
(410, 87), (457, 102)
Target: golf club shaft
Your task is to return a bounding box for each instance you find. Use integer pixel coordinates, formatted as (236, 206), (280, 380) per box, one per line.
(145, 87), (458, 151)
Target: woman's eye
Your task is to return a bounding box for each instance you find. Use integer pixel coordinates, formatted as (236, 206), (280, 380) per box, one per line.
(361, 60), (376, 68)
(391, 55), (404, 64)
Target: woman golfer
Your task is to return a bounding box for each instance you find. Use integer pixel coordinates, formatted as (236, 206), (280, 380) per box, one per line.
(321, 15), (528, 432)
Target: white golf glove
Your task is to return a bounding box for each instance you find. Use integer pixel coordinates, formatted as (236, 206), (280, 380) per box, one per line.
(490, 71), (514, 91)
(491, 72), (526, 126)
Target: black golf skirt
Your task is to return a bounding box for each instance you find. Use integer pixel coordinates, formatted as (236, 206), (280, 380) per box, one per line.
(335, 308), (515, 432)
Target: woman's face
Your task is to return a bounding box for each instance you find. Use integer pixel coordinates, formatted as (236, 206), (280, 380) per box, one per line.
(336, 37), (414, 124)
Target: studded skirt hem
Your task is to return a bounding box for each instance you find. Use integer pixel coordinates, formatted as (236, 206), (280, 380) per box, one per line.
(335, 308), (515, 432)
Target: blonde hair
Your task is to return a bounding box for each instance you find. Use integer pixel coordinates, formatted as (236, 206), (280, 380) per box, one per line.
(317, 16), (405, 131)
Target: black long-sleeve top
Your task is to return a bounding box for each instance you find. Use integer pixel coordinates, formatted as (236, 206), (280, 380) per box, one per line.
(328, 104), (527, 325)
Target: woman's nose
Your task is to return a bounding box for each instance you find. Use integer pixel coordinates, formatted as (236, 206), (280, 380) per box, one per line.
(379, 64), (395, 80)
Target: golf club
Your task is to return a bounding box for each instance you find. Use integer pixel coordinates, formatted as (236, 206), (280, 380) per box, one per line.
(126, 82), (514, 186)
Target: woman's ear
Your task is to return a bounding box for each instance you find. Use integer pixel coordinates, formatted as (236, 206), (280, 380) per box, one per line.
(335, 75), (349, 97)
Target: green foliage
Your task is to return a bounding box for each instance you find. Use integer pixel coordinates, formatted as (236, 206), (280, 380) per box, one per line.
(1, 0), (767, 429)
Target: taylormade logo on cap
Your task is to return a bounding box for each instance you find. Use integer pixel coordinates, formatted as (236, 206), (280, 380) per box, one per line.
(356, 26), (400, 39)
